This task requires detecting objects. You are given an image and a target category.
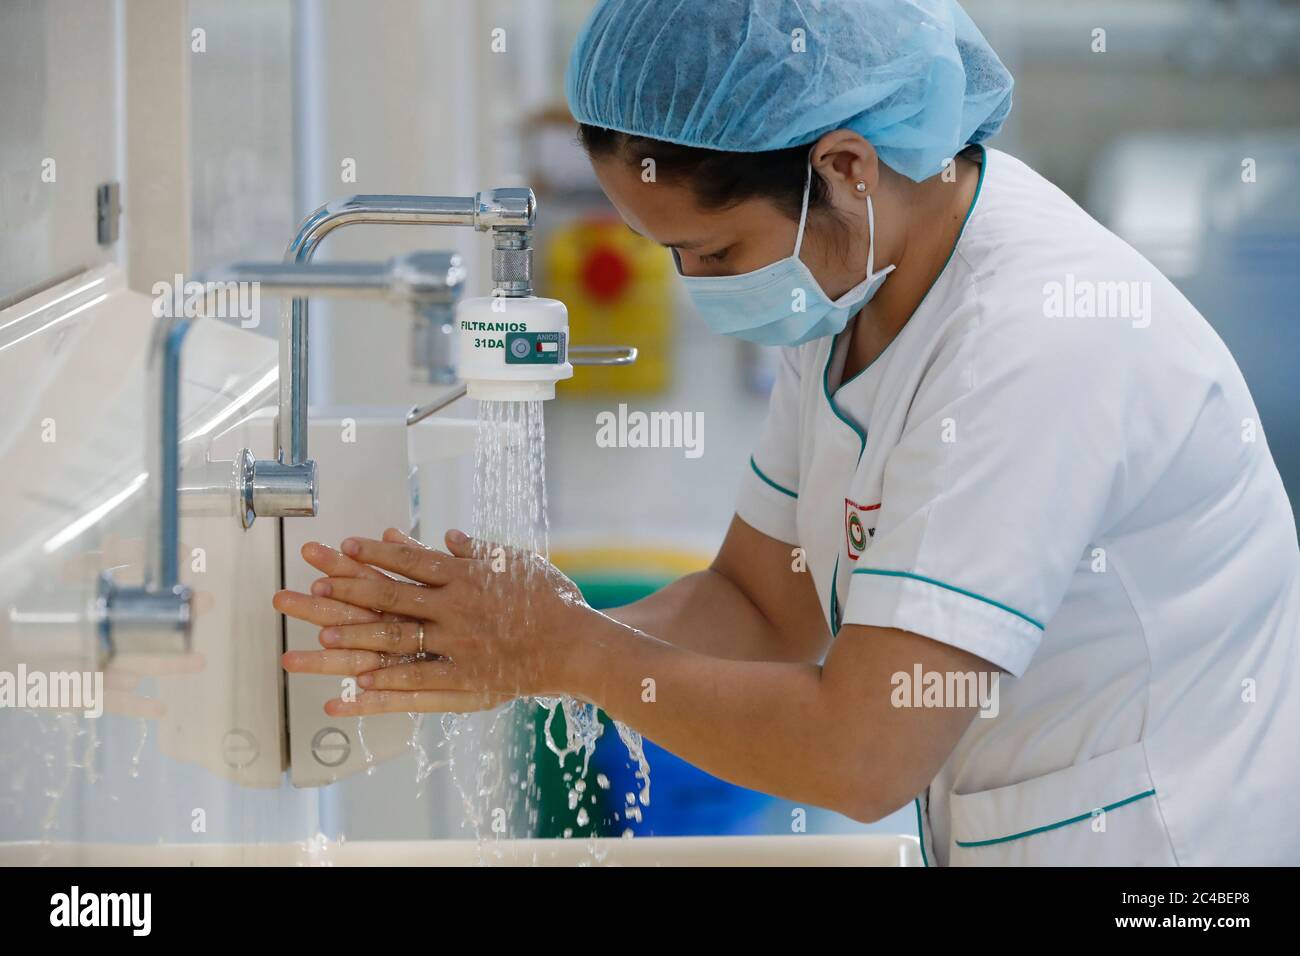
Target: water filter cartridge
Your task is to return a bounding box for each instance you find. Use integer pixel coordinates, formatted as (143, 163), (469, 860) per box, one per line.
(456, 295), (574, 401)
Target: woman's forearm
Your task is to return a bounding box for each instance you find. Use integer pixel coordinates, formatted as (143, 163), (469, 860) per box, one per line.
(605, 569), (810, 662)
(565, 609), (870, 819)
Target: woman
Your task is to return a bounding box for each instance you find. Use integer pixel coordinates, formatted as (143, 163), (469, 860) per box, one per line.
(277, 0), (1300, 865)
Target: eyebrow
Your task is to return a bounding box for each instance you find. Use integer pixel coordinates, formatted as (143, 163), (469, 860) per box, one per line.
(625, 225), (709, 251)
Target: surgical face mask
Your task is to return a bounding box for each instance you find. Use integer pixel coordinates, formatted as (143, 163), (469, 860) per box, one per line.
(674, 158), (895, 347)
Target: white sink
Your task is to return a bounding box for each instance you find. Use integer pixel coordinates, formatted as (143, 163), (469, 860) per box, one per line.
(2, 834), (919, 866)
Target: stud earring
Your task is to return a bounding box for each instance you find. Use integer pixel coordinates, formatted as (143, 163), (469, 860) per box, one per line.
(855, 182), (867, 193)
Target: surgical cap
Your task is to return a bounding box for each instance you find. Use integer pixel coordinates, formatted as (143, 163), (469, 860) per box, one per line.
(565, 0), (1014, 182)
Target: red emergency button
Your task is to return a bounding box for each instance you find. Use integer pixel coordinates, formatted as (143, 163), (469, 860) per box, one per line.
(581, 245), (632, 303)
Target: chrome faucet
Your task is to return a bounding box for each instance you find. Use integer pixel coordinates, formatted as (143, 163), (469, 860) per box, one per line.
(94, 313), (195, 657)
(200, 187), (636, 527)
(250, 190), (538, 525)
(196, 248), (468, 527)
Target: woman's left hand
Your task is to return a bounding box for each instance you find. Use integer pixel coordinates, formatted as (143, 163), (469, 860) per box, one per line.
(275, 528), (593, 715)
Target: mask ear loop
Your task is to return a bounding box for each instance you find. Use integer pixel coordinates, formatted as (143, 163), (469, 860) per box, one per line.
(792, 152), (814, 259)
(866, 194), (897, 281)
(865, 194), (876, 277)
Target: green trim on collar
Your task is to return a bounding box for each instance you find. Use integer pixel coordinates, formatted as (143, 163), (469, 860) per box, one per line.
(829, 554), (842, 634)
(819, 145), (990, 462)
(821, 342), (869, 460)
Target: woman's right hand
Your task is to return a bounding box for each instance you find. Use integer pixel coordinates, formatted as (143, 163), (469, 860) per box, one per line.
(272, 541), (418, 674)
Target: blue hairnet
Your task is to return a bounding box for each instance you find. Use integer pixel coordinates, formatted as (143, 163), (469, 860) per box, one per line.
(565, 0), (1014, 182)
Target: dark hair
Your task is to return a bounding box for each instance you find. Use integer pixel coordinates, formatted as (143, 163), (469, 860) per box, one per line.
(577, 123), (836, 222)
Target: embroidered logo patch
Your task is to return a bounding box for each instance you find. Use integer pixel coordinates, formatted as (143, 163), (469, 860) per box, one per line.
(844, 498), (880, 560)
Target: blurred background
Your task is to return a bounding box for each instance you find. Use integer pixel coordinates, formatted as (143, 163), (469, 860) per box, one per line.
(1, 0), (1298, 846)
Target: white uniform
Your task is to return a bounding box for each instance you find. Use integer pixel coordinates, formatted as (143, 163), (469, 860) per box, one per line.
(735, 148), (1300, 865)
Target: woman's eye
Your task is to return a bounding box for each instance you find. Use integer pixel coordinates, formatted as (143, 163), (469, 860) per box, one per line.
(699, 248), (730, 264)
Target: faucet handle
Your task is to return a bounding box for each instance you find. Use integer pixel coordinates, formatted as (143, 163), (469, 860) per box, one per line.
(96, 575), (193, 662)
(570, 345), (639, 366)
(235, 453), (318, 529)
(475, 188), (535, 231)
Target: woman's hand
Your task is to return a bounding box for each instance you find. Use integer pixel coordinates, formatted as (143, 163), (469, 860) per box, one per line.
(274, 528), (593, 715)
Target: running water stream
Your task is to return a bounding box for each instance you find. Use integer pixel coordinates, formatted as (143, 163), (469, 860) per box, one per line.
(442, 398), (650, 842)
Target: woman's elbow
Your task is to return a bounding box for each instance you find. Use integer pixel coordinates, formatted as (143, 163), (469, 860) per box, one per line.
(834, 761), (923, 824)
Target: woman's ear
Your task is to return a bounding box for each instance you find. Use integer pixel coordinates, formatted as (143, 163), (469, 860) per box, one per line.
(811, 130), (880, 199)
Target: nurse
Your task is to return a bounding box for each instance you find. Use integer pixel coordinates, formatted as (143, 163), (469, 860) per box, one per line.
(276, 0), (1300, 865)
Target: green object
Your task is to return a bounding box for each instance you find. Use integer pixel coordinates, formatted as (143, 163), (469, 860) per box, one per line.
(568, 573), (667, 611)
(527, 570), (668, 838)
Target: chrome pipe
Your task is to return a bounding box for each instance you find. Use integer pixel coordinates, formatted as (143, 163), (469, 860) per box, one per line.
(213, 261), (391, 298)
(570, 345), (639, 366)
(153, 316), (187, 588)
(406, 384), (469, 427)
(202, 254), (465, 306)
(95, 313), (195, 660)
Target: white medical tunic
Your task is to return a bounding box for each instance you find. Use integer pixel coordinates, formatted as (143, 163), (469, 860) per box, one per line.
(735, 148), (1300, 865)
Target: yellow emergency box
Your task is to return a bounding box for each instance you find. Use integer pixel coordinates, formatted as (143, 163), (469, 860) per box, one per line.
(543, 216), (674, 395)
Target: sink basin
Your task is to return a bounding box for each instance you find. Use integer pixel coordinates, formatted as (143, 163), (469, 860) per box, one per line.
(2, 834), (920, 866)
